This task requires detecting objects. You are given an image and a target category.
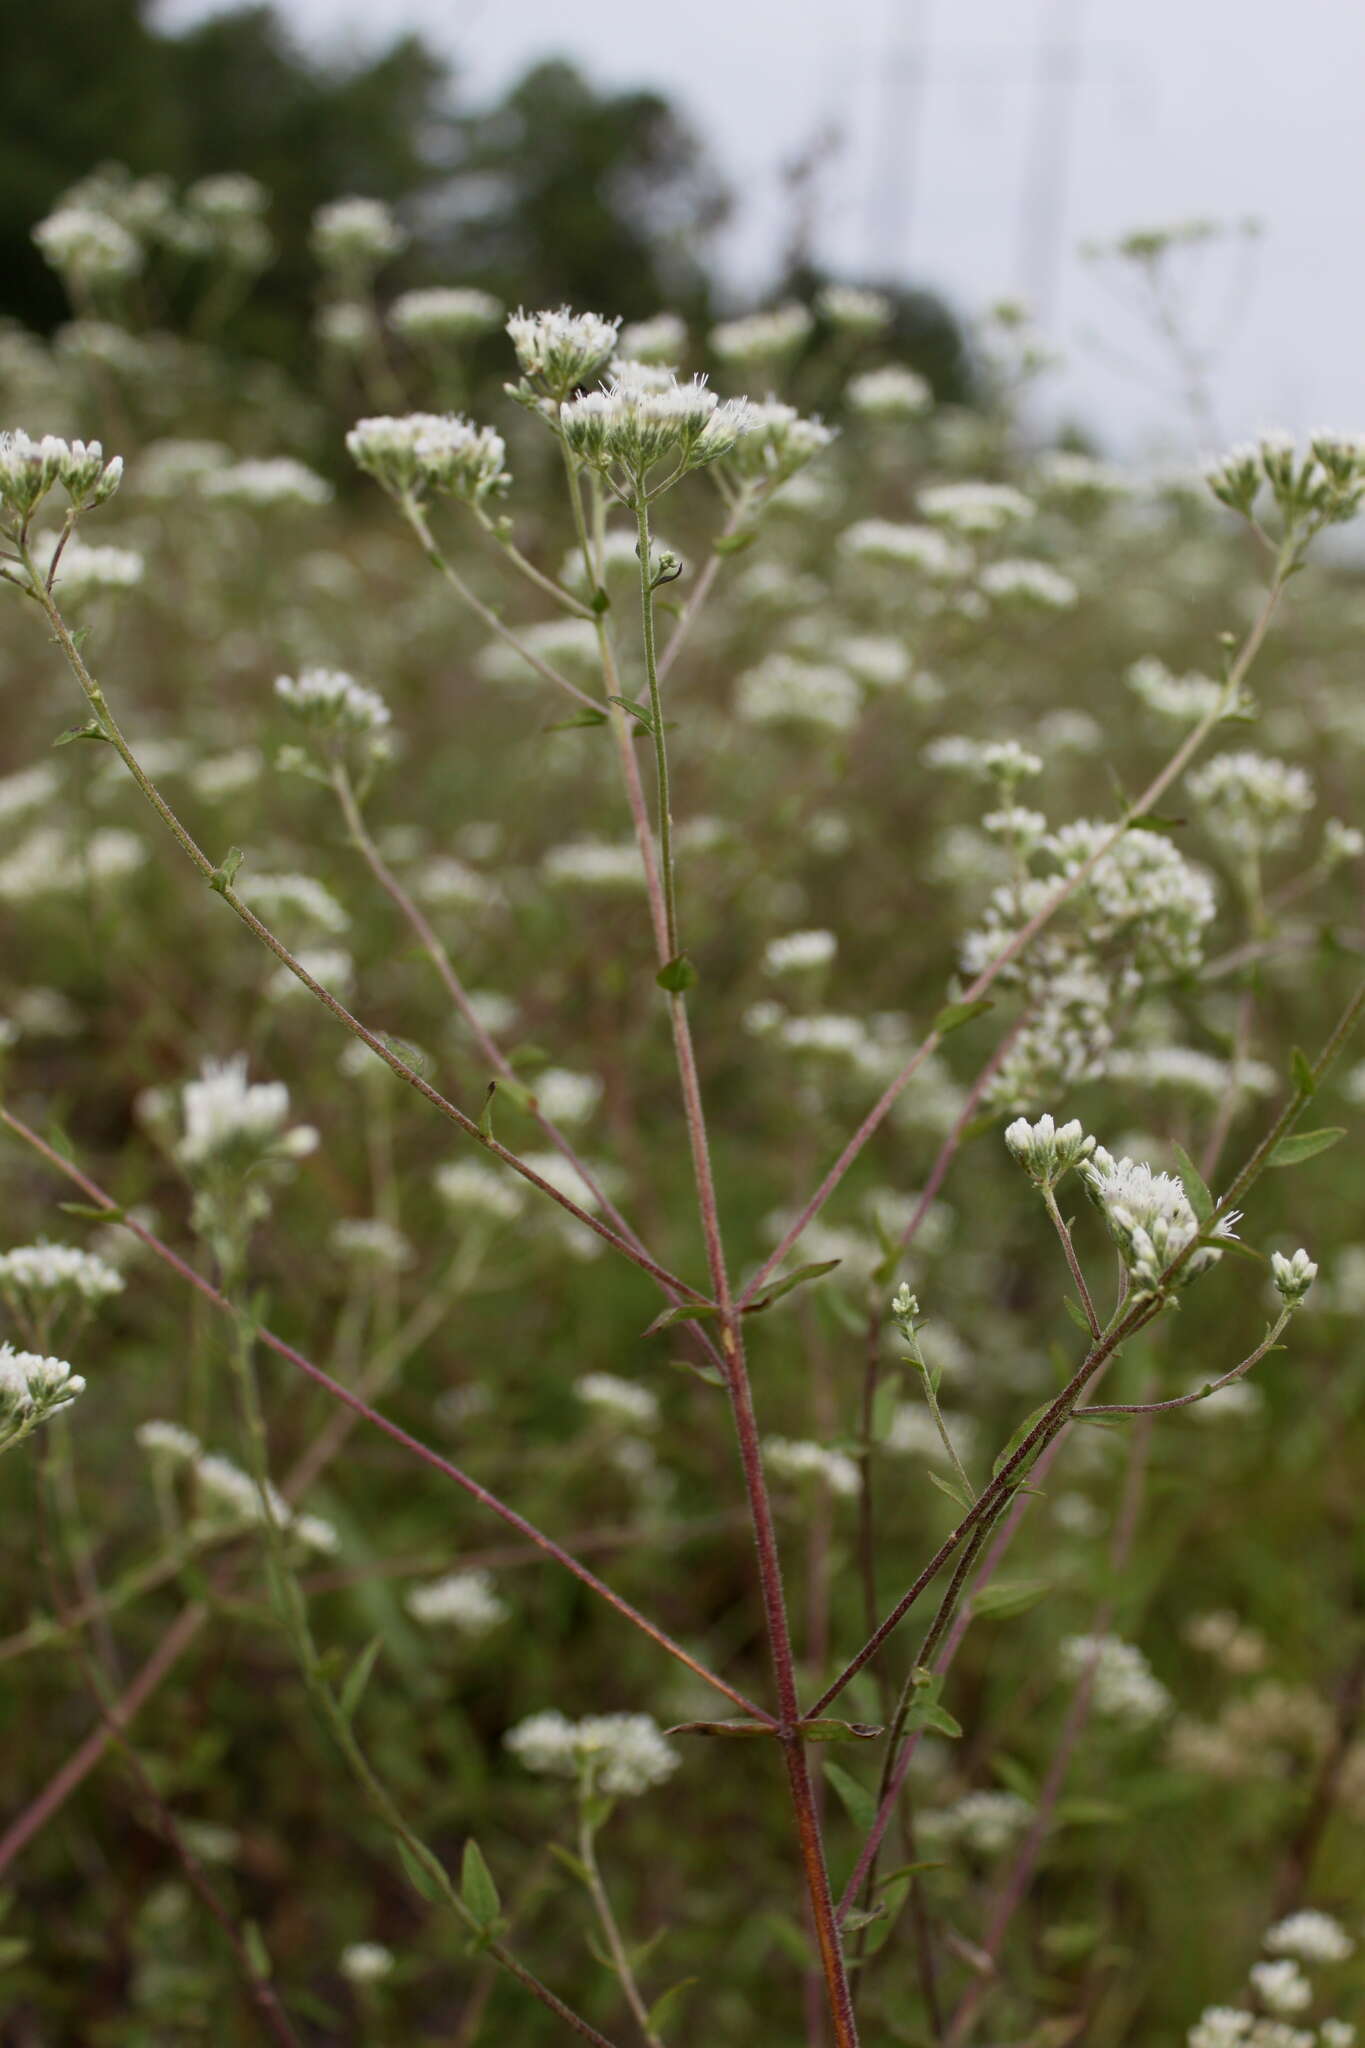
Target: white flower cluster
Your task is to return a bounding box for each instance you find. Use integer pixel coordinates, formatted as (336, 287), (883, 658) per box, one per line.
(816, 284), (891, 333)
(1127, 656), (1224, 724)
(764, 1437), (860, 1497)
(1061, 1633), (1172, 1725)
(330, 1218), (415, 1272)
(1188, 751), (1315, 856)
(1265, 1913), (1355, 1966)
(575, 1373), (660, 1428)
(919, 481), (1034, 534)
(533, 1069), (602, 1125)
(389, 287), (503, 341)
(346, 413), (509, 505)
(1271, 1248), (1317, 1308)
(33, 534), (144, 601)
(1080, 1148), (1237, 1292)
(506, 306), (620, 396)
(0, 825), (145, 904)
(0, 1343), (86, 1453)
(1205, 429), (1365, 530)
(764, 929), (837, 974)
(433, 1159), (526, 1222)
(1107, 1046), (1277, 1102)
(245, 873), (349, 934)
(161, 1055), (317, 1172)
(847, 366), (932, 418)
(34, 206), (143, 287)
(200, 458), (332, 509)
(841, 518), (969, 580)
(542, 838), (643, 889)
(618, 312), (688, 364)
(559, 368), (753, 481)
(710, 302), (812, 363)
(0, 431), (123, 521)
(978, 559), (1078, 608)
(505, 1710), (680, 1796)
(0, 1241), (124, 1308)
(339, 1941), (395, 1985)
(926, 735), (1043, 785)
(275, 667), (391, 735)
(405, 1568), (507, 1632)
(137, 1423), (336, 1552)
(726, 400), (835, 487)
(1003, 1112), (1095, 1189)
(734, 654), (861, 732)
(920, 1789), (1033, 1856)
(310, 196), (406, 271)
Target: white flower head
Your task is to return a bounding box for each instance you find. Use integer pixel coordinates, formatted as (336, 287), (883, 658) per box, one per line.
(1264, 1910), (1354, 1964)
(1270, 1248), (1317, 1308)
(1248, 1958), (1313, 2017)
(346, 412), (509, 505)
(275, 667), (390, 736)
(169, 1055), (315, 1175)
(765, 1437), (860, 1498)
(1079, 1147), (1238, 1293)
(505, 1709), (679, 1797)
(389, 287), (503, 342)
(1003, 1112), (1095, 1189)
(339, 1941), (395, 1984)
(0, 1342), (86, 1452)
(311, 196), (406, 272)
(507, 306), (620, 397)
(406, 1568), (507, 1632)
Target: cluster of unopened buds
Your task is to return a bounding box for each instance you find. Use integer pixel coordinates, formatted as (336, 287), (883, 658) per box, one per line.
(1205, 431), (1365, 532)
(1003, 1111), (1096, 1189)
(0, 1342), (85, 1453)
(0, 431), (122, 526)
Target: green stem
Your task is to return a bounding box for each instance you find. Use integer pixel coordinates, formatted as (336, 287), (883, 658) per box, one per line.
(577, 1796), (666, 2047)
(634, 493), (679, 961)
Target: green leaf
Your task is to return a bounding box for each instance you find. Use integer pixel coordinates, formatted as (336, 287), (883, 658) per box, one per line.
(665, 1718), (778, 1740)
(823, 1760), (878, 1835)
(608, 694), (658, 736)
(397, 1839), (445, 1904)
(925, 1467), (975, 1512)
(647, 1979), (698, 2032)
(477, 1083), (497, 1140)
(642, 1301), (722, 1337)
(1055, 1797), (1129, 1828)
(743, 1259), (842, 1315)
(972, 1578), (1052, 1621)
(931, 997), (994, 1038)
(461, 1839), (501, 1927)
(1289, 1044), (1317, 1097)
(840, 1903), (888, 1935)
(590, 586), (611, 614)
(548, 1843), (592, 1886)
(796, 1719), (883, 1743)
(208, 846), (244, 897)
(1127, 810), (1186, 834)
(712, 529), (757, 557)
(546, 709), (608, 730)
(339, 1634), (384, 1725)
(656, 954), (697, 993)
(909, 1699), (963, 1739)
(993, 1402), (1053, 1479)
(1169, 1143), (1213, 1224)
(242, 1920), (272, 1982)
(1062, 1294), (1093, 1334)
(58, 1201), (121, 1222)
(496, 1077), (536, 1114)
(54, 718), (109, 747)
(1268, 1126), (1346, 1168)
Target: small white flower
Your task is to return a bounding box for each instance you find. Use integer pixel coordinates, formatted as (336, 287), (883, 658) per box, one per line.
(136, 1420), (202, 1462)
(978, 559), (1078, 609)
(311, 197), (406, 270)
(506, 306), (620, 395)
(816, 284), (891, 333)
(406, 1569), (507, 1632)
(275, 668), (390, 735)
(575, 1373), (660, 1429)
(346, 413), (509, 505)
(919, 481), (1034, 534)
(330, 1218), (415, 1272)
(339, 1941), (395, 1985)
(0, 1241), (124, 1306)
(201, 459), (331, 508)
(1263, 1910), (1354, 1964)
(1060, 1634), (1171, 1726)
(847, 366), (932, 418)
(1248, 1959), (1313, 2017)
(389, 287), (502, 341)
(433, 1159), (526, 1221)
(710, 302), (812, 363)
(765, 1437), (860, 1498)
(1271, 1248), (1317, 1308)
(505, 1710), (679, 1796)
(0, 1343), (86, 1451)
(1003, 1112), (1095, 1189)
(764, 929), (837, 974)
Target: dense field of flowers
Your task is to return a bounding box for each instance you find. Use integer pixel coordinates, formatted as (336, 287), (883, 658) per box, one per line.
(0, 174), (1363, 2046)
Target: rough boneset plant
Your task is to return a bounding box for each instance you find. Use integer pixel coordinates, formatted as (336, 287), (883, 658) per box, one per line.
(0, 186), (1363, 2047)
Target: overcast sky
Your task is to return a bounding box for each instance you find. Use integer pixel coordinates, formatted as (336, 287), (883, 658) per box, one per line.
(158, 0), (1365, 453)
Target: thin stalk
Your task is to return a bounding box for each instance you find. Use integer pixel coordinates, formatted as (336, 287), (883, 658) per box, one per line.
(0, 1103), (773, 1726)
(577, 1797), (665, 2047)
(635, 493), (679, 959)
(396, 497), (599, 709)
(1043, 1189), (1101, 1339)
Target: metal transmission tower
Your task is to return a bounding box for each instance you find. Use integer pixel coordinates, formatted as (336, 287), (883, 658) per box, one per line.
(1015, 0), (1089, 322)
(863, 0), (935, 279)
